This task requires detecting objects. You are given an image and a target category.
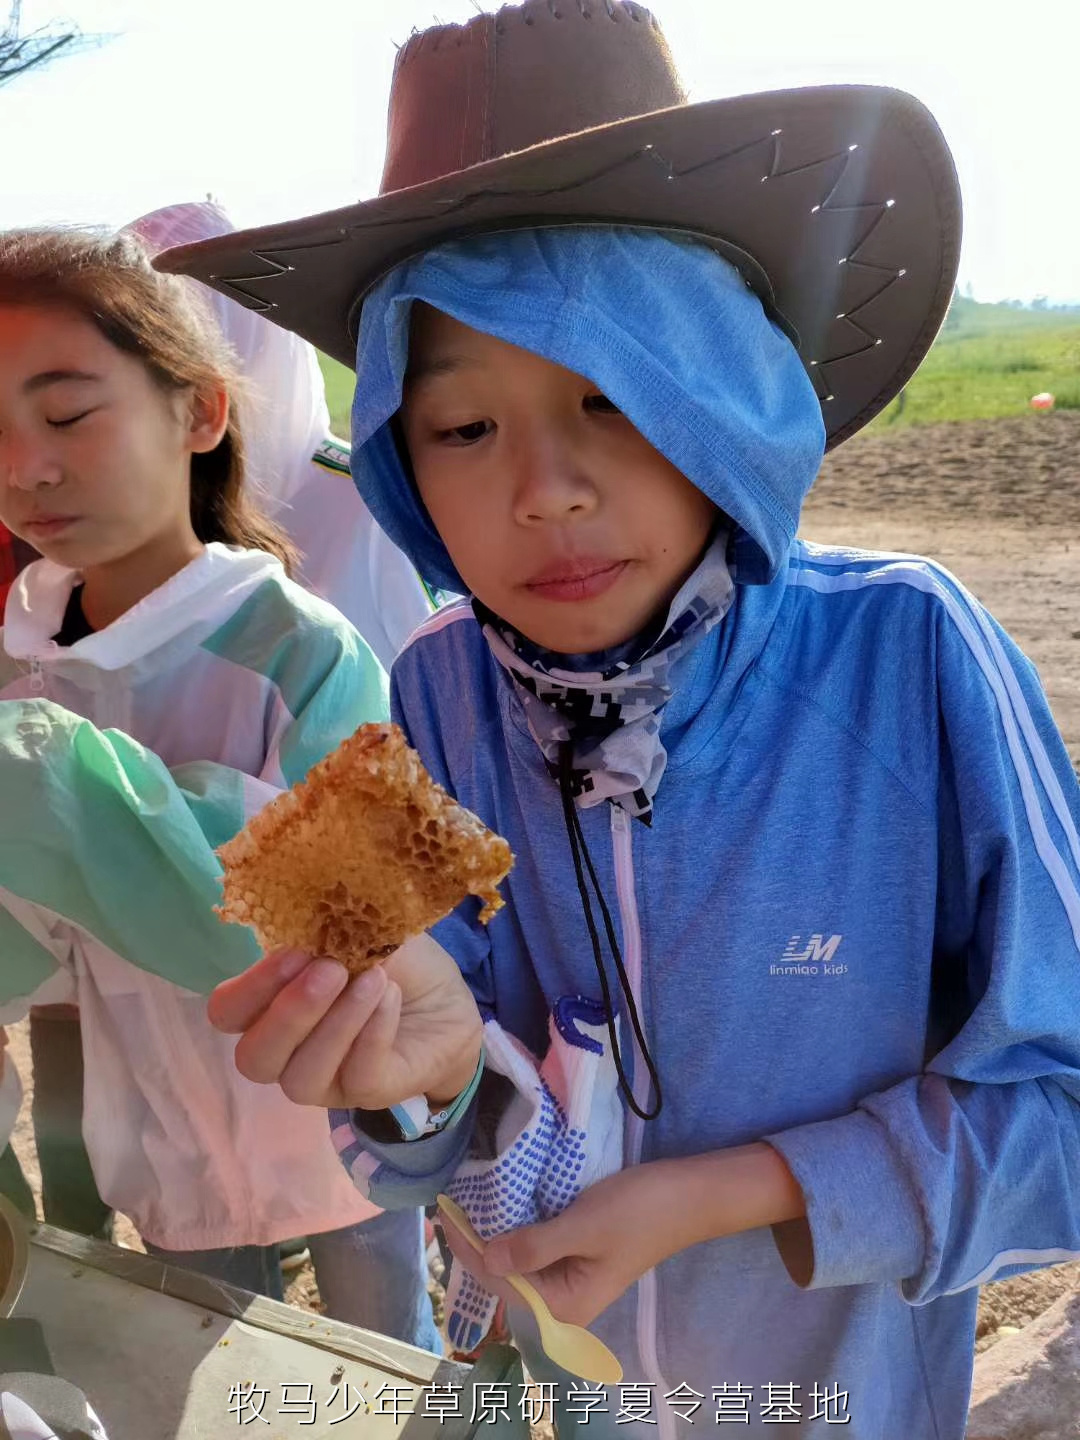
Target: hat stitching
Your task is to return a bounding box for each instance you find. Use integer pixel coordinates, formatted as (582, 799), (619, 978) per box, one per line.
(211, 128), (906, 394)
(649, 131), (909, 400)
(756, 139), (906, 400)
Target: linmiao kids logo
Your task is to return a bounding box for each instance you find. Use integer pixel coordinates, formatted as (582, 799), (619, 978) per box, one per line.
(771, 934), (847, 976)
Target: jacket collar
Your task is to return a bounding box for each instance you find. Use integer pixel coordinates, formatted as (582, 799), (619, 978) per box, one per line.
(2, 543), (282, 675)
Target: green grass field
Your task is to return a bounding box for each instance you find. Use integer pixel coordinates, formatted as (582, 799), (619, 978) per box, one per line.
(319, 354), (356, 439)
(874, 300), (1080, 429)
(317, 296), (1080, 438)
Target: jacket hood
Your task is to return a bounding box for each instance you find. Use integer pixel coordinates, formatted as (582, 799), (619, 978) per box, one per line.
(350, 226), (826, 596)
(127, 202), (330, 510)
(2, 543), (283, 675)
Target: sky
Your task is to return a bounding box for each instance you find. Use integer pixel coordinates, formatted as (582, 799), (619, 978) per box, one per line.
(4, 0), (1080, 304)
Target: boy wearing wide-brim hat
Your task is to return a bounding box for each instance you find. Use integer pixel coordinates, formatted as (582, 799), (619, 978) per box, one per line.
(185, 6), (1080, 1436)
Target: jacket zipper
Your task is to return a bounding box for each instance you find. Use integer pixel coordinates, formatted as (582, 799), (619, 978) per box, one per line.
(611, 805), (674, 1433)
(28, 658), (45, 694)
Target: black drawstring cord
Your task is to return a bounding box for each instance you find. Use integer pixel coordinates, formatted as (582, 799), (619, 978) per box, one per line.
(558, 742), (663, 1121)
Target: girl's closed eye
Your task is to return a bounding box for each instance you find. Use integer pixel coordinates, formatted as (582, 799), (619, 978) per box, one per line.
(48, 409), (97, 430)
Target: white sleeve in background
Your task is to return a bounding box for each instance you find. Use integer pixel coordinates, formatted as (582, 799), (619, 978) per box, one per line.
(283, 469), (433, 672)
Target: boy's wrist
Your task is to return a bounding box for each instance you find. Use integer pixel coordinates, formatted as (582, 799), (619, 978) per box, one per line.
(357, 1050), (484, 1145)
(425, 1042), (484, 1108)
(382, 1049), (483, 1142)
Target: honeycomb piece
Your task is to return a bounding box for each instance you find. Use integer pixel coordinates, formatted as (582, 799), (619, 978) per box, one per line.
(216, 723), (513, 974)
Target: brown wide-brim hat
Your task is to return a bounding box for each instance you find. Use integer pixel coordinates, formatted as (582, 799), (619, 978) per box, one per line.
(156, 0), (961, 448)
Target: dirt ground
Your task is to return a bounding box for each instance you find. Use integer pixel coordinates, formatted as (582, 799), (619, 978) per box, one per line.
(803, 410), (1080, 776)
(7, 410), (1080, 1354)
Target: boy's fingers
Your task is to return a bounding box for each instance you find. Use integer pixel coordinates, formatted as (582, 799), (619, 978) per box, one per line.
(233, 959), (350, 1085)
(278, 966), (390, 1106)
(338, 980), (404, 1107)
(485, 1216), (569, 1279)
(207, 948), (311, 1033)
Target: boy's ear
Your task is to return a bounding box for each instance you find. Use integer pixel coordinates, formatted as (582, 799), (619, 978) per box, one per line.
(187, 384), (230, 454)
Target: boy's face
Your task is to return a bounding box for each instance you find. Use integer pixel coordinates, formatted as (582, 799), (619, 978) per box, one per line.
(400, 304), (718, 653)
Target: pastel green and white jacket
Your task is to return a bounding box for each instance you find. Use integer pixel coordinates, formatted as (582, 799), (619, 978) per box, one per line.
(0, 543), (388, 1247)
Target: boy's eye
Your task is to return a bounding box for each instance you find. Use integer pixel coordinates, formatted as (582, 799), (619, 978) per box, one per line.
(440, 419), (493, 445)
(48, 410), (94, 429)
(583, 393), (621, 415)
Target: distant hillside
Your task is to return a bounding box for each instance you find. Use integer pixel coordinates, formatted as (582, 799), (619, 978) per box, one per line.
(940, 293), (1080, 338)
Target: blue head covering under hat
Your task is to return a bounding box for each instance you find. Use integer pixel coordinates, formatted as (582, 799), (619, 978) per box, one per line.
(350, 225), (825, 597)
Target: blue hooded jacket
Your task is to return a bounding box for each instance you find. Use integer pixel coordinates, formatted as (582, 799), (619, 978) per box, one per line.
(337, 229), (1080, 1439)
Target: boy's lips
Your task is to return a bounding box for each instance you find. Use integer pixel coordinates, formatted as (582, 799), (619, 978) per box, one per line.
(523, 557), (630, 603)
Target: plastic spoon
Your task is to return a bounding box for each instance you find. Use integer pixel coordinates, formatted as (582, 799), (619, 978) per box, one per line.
(436, 1193), (623, 1384)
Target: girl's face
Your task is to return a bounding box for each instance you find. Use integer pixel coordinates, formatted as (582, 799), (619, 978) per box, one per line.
(401, 304), (718, 653)
(0, 303), (224, 572)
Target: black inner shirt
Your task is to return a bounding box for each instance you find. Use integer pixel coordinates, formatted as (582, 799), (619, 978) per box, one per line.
(53, 585), (95, 647)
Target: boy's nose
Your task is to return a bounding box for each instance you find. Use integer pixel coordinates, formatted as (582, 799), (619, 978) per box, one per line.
(510, 436), (598, 525)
